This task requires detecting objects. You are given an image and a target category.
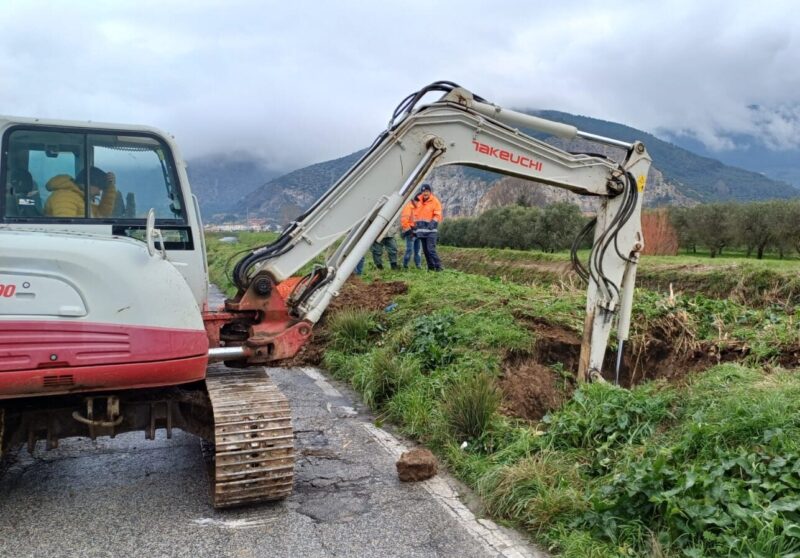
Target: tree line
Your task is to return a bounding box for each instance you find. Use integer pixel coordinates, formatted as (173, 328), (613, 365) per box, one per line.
(669, 200), (800, 259)
(439, 198), (800, 260)
(438, 202), (587, 252)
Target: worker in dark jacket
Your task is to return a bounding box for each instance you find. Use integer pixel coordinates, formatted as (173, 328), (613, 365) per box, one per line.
(413, 183), (443, 271)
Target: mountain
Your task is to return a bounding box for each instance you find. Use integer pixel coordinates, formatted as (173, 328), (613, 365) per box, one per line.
(185, 152), (280, 221)
(658, 131), (800, 189)
(220, 111), (800, 224)
(231, 150), (369, 227)
(529, 111), (799, 203)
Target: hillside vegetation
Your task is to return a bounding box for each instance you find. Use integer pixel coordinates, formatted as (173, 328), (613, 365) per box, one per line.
(207, 233), (800, 557)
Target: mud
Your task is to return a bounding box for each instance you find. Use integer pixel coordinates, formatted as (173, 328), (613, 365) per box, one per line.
(281, 278), (408, 367)
(499, 319), (581, 421)
(499, 316), (800, 422)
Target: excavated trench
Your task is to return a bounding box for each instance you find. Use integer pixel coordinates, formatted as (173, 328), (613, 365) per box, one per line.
(286, 279), (800, 423)
(500, 316), (800, 421)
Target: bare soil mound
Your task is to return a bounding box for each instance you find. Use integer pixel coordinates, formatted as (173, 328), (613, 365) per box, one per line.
(500, 319), (581, 421)
(327, 278), (408, 314)
(281, 278), (408, 367)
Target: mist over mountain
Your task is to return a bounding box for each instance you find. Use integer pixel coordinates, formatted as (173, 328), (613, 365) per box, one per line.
(190, 111), (800, 225)
(659, 131), (800, 188)
(528, 110), (798, 203)
(185, 152), (281, 220)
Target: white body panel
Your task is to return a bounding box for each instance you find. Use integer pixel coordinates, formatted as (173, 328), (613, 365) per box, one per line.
(0, 115), (209, 310)
(0, 229), (203, 332)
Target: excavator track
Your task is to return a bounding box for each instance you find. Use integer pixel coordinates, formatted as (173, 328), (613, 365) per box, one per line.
(204, 366), (294, 508)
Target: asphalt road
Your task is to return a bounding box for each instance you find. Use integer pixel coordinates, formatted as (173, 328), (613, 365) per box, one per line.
(0, 364), (544, 558)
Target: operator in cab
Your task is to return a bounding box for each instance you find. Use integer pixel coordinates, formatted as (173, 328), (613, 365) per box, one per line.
(44, 166), (117, 218)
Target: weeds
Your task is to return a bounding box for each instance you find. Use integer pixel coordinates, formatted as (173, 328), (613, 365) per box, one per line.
(580, 366), (800, 556)
(356, 349), (419, 408)
(328, 309), (378, 353)
(443, 373), (501, 443)
(478, 451), (585, 532)
(541, 382), (675, 457)
(403, 311), (459, 370)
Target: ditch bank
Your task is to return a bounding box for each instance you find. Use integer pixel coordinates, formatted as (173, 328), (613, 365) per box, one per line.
(440, 248), (800, 309)
(501, 315), (800, 421)
(283, 278), (800, 425)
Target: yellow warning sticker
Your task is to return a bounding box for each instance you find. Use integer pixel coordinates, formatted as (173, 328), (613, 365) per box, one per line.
(637, 175), (646, 192)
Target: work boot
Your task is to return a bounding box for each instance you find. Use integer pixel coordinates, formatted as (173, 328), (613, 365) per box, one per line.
(375, 264), (384, 270)
(390, 263), (399, 270)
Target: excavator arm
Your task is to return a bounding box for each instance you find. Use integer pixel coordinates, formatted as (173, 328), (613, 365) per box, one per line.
(211, 82), (651, 382)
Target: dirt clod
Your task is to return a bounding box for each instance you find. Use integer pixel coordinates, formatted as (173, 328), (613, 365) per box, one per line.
(396, 447), (438, 482)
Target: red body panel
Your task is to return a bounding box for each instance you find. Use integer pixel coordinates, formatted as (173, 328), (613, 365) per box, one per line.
(0, 355), (208, 399)
(0, 321), (209, 398)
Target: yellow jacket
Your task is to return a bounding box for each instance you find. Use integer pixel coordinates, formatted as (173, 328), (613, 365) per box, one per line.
(44, 175), (117, 218)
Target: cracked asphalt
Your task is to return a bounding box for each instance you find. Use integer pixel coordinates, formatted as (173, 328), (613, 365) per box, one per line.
(0, 365), (544, 558)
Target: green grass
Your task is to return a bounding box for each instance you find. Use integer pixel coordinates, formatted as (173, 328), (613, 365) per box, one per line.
(443, 372), (502, 442)
(327, 309), (378, 353)
(205, 232), (278, 296)
(206, 232), (800, 557)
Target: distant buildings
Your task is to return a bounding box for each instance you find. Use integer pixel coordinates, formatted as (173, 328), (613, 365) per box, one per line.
(204, 217), (282, 232)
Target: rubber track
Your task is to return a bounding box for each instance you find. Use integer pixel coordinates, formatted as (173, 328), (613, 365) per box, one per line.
(205, 366), (294, 508)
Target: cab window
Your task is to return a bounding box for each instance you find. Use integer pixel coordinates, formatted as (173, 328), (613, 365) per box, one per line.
(2, 128), (186, 223)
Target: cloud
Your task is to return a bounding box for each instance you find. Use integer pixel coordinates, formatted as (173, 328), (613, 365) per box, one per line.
(0, 0), (798, 170)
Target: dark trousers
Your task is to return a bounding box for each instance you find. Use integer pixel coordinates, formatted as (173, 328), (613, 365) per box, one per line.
(371, 237), (398, 268)
(420, 235), (442, 271)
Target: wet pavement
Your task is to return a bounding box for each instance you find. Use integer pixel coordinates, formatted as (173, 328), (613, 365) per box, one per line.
(0, 365), (545, 558)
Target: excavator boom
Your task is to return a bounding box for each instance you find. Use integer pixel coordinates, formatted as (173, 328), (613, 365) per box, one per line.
(226, 82), (651, 381)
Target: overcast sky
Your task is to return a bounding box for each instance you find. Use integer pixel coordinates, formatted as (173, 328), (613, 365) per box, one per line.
(1, 0), (797, 172)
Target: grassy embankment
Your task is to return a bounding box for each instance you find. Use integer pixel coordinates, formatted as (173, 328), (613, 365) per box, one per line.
(438, 246), (800, 308)
(207, 232), (800, 557)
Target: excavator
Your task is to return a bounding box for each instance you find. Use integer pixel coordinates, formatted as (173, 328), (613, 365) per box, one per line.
(0, 81), (651, 507)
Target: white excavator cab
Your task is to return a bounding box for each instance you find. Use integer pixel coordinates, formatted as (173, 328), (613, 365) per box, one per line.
(0, 118), (208, 307)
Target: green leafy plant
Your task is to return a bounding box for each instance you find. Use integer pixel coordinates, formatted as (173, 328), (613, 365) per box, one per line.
(403, 311), (460, 370)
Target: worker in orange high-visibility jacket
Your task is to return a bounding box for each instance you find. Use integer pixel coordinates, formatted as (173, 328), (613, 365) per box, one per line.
(400, 197), (422, 269)
(412, 183), (443, 271)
